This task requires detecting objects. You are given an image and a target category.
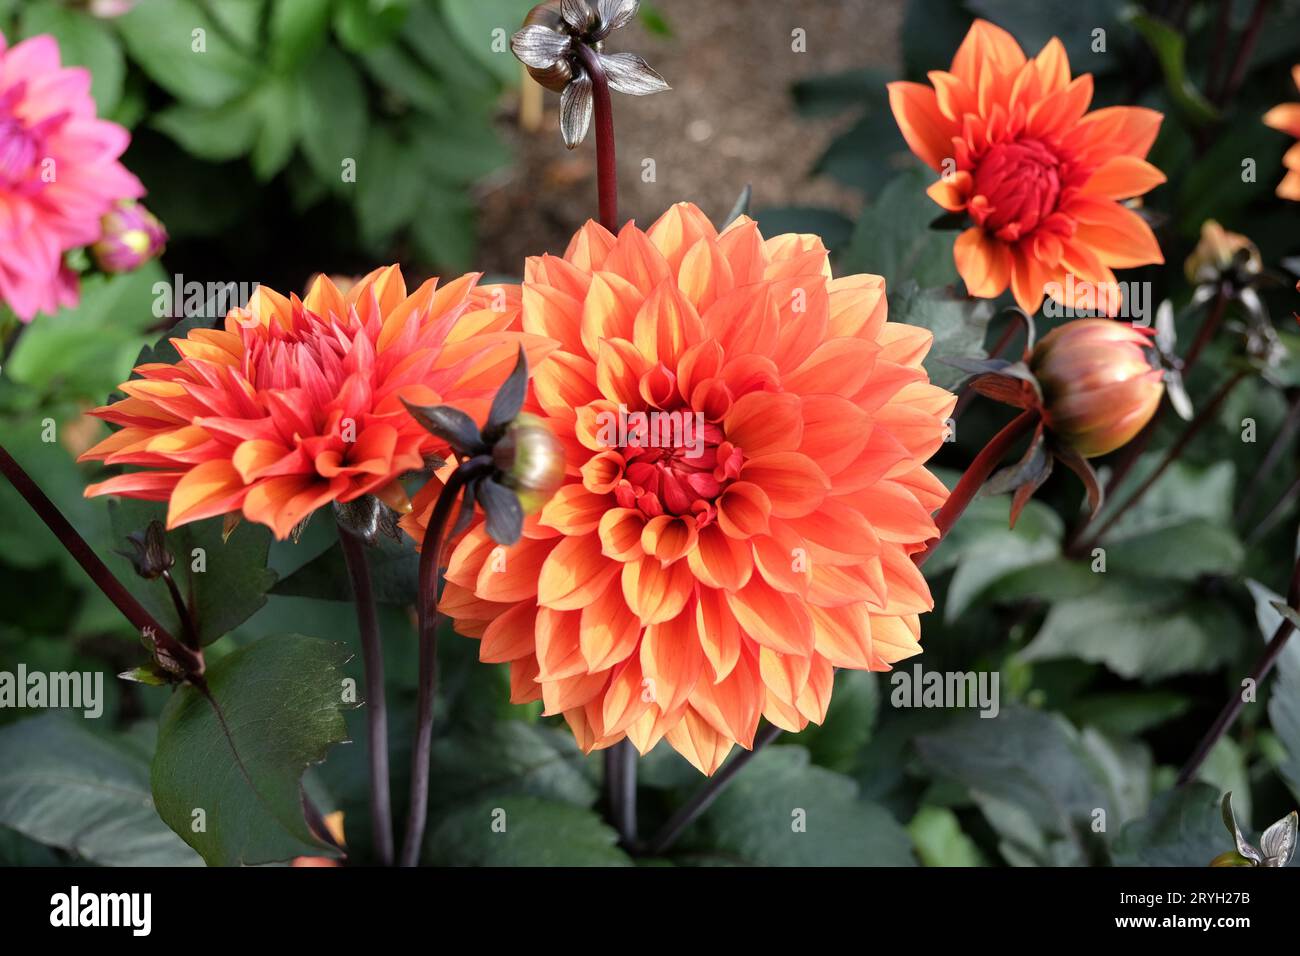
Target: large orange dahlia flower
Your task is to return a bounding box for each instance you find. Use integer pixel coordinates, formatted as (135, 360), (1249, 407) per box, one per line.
(401, 203), (956, 774)
(1263, 66), (1300, 201)
(81, 266), (542, 539)
(889, 19), (1166, 316)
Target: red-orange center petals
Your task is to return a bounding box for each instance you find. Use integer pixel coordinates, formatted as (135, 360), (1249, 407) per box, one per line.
(615, 418), (742, 523)
(970, 139), (1062, 240)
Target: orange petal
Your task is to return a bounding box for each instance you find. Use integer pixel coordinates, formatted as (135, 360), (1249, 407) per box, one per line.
(640, 605), (704, 714)
(622, 553), (694, 625)
(725, 578), (814, 655)
(954, 227), (1012, 299)
(537, 533), (620, 610)
(739, 452), (830, 519)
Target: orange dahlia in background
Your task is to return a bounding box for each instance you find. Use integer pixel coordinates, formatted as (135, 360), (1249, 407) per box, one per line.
(81, 266), (545, 539)
(402, 204), (955, 774)
(1263, 66), (1300, 200)
(889, 19), (1166, 316)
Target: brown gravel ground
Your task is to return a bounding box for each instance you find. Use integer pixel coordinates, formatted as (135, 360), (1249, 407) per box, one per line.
(475, 0), (906, 272)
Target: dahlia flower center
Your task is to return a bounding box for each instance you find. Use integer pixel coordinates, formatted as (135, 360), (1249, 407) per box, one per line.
(971, 139), (1063, 239)
(238, 308), (366, 411)
(0, 113), (41, 187)
(613, 413), (743, 523)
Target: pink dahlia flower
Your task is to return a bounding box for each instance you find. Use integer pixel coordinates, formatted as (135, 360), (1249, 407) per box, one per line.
(0, 32), (144, 321)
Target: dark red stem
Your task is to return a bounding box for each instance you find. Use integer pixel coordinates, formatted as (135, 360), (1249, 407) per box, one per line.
(337, 523), (394, 867)
(1218, 0), (1273, 106)
(399, 457), (491, 868)
(1178, 550), (1300, 785)
(645, 722), (784, 857)
(0, 442), (200, 677)
(573, 42), (618, 232)
(914, 410), (1039, 569)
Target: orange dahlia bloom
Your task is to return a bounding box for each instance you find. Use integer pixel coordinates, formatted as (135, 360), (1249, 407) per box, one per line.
(889, 19), (1166, 316)
(81, 266), (543, 539)
(1263, 66), (1300, 201)
(401, 204), (955, 774)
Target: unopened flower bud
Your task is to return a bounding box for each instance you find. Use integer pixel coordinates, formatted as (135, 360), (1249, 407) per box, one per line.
(118, 521), (174, 580)
(492, 412), (565, 513)
(1184, 220), (1261, 287)
(1029, 319), (1164, 458)
(92, 200), (167, 274)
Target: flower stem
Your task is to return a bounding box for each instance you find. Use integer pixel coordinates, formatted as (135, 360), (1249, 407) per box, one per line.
(0, 441), (201, 677)
(605, 739), (638, 847)
(1182, 284), (1229, 374)
(1246, 474), (1300, 548)
(1075, 369), (1247, 552)
(1235, 388), (1300, 526)
(645, 723), (784, 857)
(573, 42), (618, 232)
(337, 523), (394, 867)
(160, 570), (199, 651)
(1217, 0), (1273, 106)
(914, 410), (1039, 569)
(1178, 549), (1300, 786)
(399, 456), (492, 868)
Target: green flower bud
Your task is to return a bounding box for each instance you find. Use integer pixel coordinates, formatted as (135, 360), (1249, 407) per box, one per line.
(492, 412), (564, 514)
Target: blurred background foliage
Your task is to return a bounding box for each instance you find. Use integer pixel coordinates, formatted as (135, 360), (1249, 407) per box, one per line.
(2, 0), (1300, 867)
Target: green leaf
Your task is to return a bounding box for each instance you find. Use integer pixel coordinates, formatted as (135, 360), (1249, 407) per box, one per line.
(0, 715), (200, 866)
(970, 0), (1126, 77)
(268, 0), (332, 72)
(411, 118), (512, 186)
(116, 0), (259, 107)
(152, 634), (354, 866)
(791, 68), (885, 117)
(887, 281), (994, 390)
(249, 77), (301, 180)
(428, 721), (598, 813)
(1127, 10), (1219, 125)
(908, 806), (987, 866)
(814, 111), (912, 196)
(915, 707), (1114, 851)
(359, 41), (447, 114)
(752, 207), (854, 252)
(840, 168), (959, 291)
(1103, 517), (1244, 581)
(20, 2), (124, 114)
(333, 0), (411, 53)
(1019, 584), (1244, 681)
(1112, 782), (1227, 866)
(272, 532), (416, 606)
(108, 499), (277, 646)
(426, 796), (632, 865)
(797, 670), (879, 773)
(298, 45), (369, 192)
(1248, 580), (1300, 803)
(901, 0), (972, 80)
(410, 186), (477, 272)
(683, 746), (915, 865)
(440, 0), (532, 85)
(1065, 692), (1192, 737)
(5, 265), (166, 402)
(151, 100), (261, 162)
(355, 129), (427, 246)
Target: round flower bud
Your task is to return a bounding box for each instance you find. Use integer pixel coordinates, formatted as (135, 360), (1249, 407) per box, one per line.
(492, 412), (565, 514)
(91, 200), (167, 274)
(1209, 850), (1255, 867)
(1184, 219), (1262, 286)
(520, 1), (579, 93)
(1029, 319), (1164, 458)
